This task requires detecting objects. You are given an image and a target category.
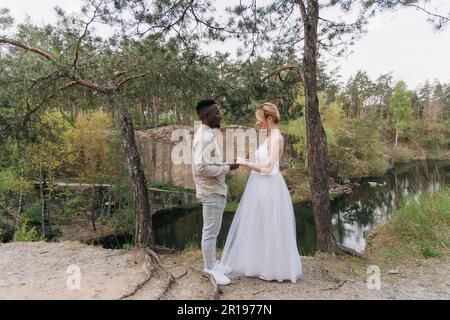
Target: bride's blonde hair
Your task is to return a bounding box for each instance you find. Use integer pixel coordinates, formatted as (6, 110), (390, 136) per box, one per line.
(256, 102), (280, 124)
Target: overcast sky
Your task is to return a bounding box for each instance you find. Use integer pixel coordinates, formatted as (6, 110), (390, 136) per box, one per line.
(2, 0), (449, 89)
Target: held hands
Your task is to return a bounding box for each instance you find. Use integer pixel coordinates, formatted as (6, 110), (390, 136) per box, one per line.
(228, 157), (247, 170)
(235, 157), (247, 166)
(228, 157), (249, 170)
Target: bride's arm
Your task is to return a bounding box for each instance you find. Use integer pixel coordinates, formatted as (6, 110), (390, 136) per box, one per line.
(238, 132), (283, 174)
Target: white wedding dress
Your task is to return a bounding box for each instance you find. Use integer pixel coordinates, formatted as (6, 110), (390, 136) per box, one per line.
(219, 136), (303, 283)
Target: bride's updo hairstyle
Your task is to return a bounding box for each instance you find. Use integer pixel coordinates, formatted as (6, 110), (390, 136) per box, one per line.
(256, 102), (280, 124)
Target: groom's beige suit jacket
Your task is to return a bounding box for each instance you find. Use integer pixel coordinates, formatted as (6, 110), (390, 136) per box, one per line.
(192, 124), (230, 200)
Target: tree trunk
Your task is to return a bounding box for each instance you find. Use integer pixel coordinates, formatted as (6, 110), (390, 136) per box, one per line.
(39, 166), (46, 236)
(394, 119), (399, 148)
(87, 188), (97, 231)
(47, 182), (52, 234)
(137, 96), (146, 129)
(16, 184), (24, 222)
(154, 97), (160, 127)
(302, 0), (339, 253)
(117, 101), (154, 248)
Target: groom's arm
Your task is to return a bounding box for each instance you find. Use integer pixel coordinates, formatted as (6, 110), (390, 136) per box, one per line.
(192, 138), (230, 177)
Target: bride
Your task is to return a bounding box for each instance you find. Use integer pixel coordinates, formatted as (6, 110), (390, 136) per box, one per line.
(219, 102), (302, 283)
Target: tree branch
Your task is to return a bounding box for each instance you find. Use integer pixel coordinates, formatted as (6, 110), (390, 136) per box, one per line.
(70, 77), (115, 94)
(73, 1), (103, 69)
(20, 81), (78, 130)
(262, 64), (304, 82)
(296, 0), (308, 22)
(116, 72), (150, 91)
(0, 37), (53, 61)
(398, 0), (450, 26)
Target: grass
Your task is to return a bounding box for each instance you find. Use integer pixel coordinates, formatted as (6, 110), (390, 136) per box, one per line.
(179, 240), (203, 265)
(225, 201), (240, 212)
(367, 186), (450, 261)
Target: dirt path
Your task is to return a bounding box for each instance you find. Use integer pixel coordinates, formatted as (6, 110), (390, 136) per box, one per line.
(0, 242), (448, 300)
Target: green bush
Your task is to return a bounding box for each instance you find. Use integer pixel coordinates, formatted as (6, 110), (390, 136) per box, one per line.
(226, 172), (249, 203)
(391, 146), (414, 163)
(58, 196), (85, 224)
(225, 172), (250, 211)
(13, 219), (43, 242)
(367, 157), (392, 177)
(409, 120), (449, 153)
(106, 207), (134, 235)
(22, 201), (42, 224)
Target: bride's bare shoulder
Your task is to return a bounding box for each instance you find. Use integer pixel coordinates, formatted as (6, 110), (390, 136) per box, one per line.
(273, 129), (283, 143)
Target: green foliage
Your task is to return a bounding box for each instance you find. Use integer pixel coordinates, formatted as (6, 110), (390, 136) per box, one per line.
(281, 89), (390, 178)
(183, 239), (201, 252)
(0, 167), (33, 223)
(391, 146), (414, 163)
(65, 110), (112, 184)
(106, 207), (135, 236)
(226, 172), (250, 204)
(58, 196), (85, 225)
(408, 120), (449, 153)
(279, 116), (308, 170)
(390, 81), (413, 141)
(393, 187), (450, 259)
(121, 242), (133, 251)
(25, 109), (76, 180)
(337, 117), (389, 177)
(0, 168), (32, 195)
(225, 172), (250, 211)
(0, 8), (14, 30)
(21, 201), (42, 224)
(12, 219), (42, 242)
(419, 240), (441, 258)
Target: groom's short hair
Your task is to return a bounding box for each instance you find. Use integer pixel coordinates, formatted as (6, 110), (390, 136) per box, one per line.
(196, 99), (216, 115)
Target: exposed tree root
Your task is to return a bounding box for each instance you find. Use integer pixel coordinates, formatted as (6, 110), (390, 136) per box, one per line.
(319, 263), (340, 283)
(332, 243), (368, 259)
(175, 268), (190, 280)
(120, 249), (154, 299)
(154, 245), (179, 255)
(319, 262), (348, 290)
(157, 272), (176, 300)
(321, 279), (348, 291)
(120, 247), (177, 300)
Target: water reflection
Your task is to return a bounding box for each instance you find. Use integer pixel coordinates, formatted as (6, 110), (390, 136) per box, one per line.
(153, 160), (449, 256)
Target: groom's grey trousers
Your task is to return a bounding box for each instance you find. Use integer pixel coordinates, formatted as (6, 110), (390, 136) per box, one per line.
(201, 193), (227, 271)
(192, 124), (230, 271)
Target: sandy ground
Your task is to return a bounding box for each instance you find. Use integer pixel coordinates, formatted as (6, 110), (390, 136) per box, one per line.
(0, 242), (448, 300)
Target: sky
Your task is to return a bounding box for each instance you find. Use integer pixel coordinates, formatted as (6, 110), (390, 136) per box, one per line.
(1, 0), (449, 90)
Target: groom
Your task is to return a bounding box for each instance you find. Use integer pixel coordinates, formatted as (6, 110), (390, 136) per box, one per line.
(192, 99), (239, 285)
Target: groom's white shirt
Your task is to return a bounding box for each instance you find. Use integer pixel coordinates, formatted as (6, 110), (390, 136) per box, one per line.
(192, 124), (230, 199)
